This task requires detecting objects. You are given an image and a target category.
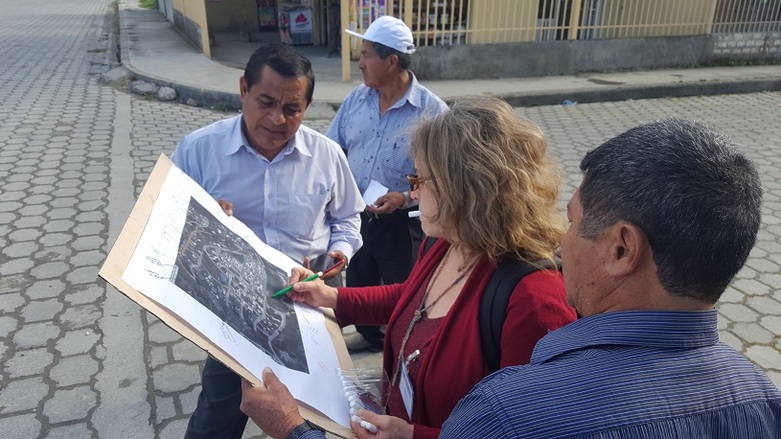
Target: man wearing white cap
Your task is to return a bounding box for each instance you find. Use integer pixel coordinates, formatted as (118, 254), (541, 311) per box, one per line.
(327, 15), (448, 352)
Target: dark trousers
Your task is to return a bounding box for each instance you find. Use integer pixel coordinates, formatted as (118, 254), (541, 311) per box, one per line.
(348, 211), (423, 346)
(185, 356), (247, 439)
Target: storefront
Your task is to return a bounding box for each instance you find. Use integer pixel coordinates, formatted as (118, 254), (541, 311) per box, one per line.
(254, 0), (339, 48)
(257, 0), (278, 30)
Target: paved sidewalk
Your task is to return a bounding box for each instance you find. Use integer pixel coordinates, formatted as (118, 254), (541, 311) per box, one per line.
(118, 0), (781, 111)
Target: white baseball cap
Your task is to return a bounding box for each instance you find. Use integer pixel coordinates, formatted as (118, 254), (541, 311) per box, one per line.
(345, 15), (416, 54)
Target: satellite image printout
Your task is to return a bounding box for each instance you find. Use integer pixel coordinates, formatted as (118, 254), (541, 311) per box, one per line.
(172, 197), (309, 373)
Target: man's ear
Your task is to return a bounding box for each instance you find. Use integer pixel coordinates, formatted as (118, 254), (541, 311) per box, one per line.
(239, 77), (249, 100)
(606, 222), (647, 276)
(387, 53), (399, 70)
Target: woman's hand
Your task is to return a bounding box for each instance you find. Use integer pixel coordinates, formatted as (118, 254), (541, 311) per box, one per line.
(240, 368), (305, 439)
(351, 410), (414, 439)
(285, 267), (339, 309)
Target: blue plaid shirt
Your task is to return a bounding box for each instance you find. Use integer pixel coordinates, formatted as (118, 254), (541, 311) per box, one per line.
(326, 74), (447, 196)
(441, 310), (781, 438)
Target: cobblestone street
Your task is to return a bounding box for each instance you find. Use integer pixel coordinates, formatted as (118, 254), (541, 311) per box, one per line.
(524, 93), (781, 391)
(0, 1), (779, 438)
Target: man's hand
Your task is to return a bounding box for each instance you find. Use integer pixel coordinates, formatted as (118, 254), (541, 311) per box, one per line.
(352, 410), (414, 439)
(319, 250), (347, 280)
(366, 192), (405, 215)
(217, 199), (234, 216)
(240, 368), (305, 439)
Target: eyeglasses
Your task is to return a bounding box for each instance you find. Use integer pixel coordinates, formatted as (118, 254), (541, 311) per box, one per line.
(406, 173), (433, 192)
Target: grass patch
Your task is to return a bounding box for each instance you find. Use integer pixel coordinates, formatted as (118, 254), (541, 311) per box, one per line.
(139, 0), (157, 9)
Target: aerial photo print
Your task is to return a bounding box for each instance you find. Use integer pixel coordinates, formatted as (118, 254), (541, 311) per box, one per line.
(171, 197), (308, 373)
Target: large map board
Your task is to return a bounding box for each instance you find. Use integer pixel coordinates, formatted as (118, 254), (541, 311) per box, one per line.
(99, 154), (355, 437)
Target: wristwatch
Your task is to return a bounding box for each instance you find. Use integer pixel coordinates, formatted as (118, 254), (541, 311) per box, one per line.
(401, 190), (411, 209)
(287, 420), (324, 439)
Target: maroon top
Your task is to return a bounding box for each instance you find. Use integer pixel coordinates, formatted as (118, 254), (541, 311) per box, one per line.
(336, 238), (577, 439)
(386, 275), (444, 421)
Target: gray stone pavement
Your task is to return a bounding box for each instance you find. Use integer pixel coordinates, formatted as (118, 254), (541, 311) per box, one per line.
(0, 1), (780, 439)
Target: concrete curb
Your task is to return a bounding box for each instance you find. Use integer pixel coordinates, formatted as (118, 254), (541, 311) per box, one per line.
(502, 77), (781, 108)
(115, 57), (781, 111)
(116, 3), (241, 110)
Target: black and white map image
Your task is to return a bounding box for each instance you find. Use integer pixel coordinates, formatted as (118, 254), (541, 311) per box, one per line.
(172, 197), (308, 373)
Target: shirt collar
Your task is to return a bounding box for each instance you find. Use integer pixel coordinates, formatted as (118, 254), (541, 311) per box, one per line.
(532, 310), (720, 365)
(362, 71), (424, 111)
(226, 115), (311, 159)
(224, 115), (246, 155)
(285, 126), (313, 158)
(402, 72), (424, 109)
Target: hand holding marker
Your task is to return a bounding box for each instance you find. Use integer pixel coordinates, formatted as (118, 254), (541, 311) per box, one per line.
(272, 259), (345, 298)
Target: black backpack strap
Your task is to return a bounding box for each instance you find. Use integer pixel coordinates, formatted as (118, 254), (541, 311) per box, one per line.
(479, 256), (559, 373)
(421, 237), (438, 258)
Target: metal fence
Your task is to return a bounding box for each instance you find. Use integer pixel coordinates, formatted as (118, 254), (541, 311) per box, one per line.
(344, 0), (781, 48)
(713, 0), (781, 32)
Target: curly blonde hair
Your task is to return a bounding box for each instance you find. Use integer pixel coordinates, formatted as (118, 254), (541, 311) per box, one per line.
(411, 97), (565, 263)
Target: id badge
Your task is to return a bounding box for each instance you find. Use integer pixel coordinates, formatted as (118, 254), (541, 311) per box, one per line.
(400, 361), (414, 419)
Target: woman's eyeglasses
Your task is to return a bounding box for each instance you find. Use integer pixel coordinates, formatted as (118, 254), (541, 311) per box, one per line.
(406, 174), (433, 191)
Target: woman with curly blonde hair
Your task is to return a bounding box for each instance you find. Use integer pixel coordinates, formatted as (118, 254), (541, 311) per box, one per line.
(240, 97), (576, 439)
(411, 97), (565, 264)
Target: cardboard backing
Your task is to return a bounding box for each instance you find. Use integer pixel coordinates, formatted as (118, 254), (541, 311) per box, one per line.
(98, 154), (356, 438)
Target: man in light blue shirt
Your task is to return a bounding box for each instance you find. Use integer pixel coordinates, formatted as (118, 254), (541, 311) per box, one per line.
(174, 43), (364, 439)
(172, 106), (363, 268)
(327, 16), (448, 352)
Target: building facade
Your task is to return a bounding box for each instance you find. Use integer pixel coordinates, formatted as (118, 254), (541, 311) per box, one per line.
(160, 0), (781, 79)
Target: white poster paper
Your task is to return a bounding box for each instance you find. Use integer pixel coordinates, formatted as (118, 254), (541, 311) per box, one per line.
(121, 165), (350, 427)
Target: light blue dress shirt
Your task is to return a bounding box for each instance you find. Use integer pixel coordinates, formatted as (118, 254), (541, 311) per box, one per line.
(441, 310), (781, 438)
(171, 115), (364, 266)
(326, 73), (447, 195)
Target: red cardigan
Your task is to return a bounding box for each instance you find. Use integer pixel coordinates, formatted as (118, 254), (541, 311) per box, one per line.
(336, 239), (577, 439)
